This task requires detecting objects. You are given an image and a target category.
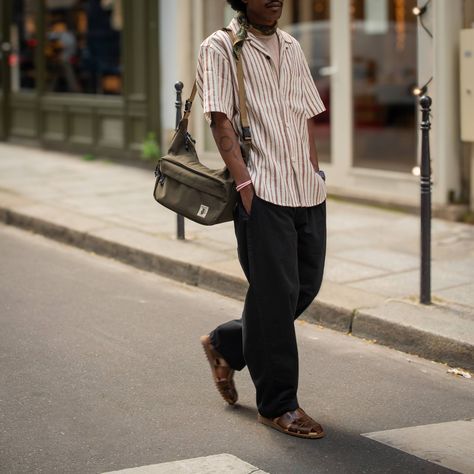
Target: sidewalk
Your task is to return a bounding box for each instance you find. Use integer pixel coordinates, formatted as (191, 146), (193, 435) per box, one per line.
(0, 143), (473, 371)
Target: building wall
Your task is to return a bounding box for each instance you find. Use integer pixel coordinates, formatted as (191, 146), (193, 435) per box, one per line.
(464, 0), (474, 210)
(158, 0), (199, 147)
(158, 0), (178, 134)
(431, 0), (463, 207)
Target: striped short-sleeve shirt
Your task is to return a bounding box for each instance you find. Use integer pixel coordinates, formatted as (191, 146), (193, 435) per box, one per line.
(196, 17), (327, 207)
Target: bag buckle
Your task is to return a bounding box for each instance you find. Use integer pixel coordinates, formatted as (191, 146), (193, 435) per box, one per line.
(154, 167), (166, 185)
(185, 132), (196, 151)
(184, 99), (193, 114)
(185, 132), (196, 145)
(242, 126), (252, 142)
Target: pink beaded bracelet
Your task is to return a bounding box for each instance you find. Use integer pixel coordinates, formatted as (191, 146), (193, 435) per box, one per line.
(236, 179), (252, 192)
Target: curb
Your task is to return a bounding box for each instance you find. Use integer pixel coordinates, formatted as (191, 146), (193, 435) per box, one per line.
(352, 311), (474, 372)
(1, 206), (472, 372)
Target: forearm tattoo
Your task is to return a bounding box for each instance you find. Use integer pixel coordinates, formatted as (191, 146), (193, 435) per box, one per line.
(212, 119), (243, 163)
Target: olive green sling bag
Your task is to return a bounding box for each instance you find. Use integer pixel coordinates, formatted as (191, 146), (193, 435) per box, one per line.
(153, 30), (251, 226)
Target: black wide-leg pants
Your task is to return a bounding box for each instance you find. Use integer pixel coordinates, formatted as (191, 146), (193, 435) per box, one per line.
(209, 195), (326, 419)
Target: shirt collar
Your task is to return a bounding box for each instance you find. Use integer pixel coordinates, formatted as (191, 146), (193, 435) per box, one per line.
(227, 17), (293, 45)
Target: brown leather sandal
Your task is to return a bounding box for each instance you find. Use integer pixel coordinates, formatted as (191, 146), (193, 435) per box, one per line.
(200, 335), (238, 405)
(258, 408), (325, 439)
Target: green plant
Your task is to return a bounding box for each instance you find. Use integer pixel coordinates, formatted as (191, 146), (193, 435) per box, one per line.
(82, 153), (96, 161)
(141, 132), (161, 161)
(460, 210), (474, 225)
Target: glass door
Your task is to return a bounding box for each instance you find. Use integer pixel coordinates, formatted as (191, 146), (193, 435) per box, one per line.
(284, 0), (332, 163)
(10, 0), (38, 94)
(0, 0), (40, 141)
(351, 0), (418, 172)
(0, 1), (11, 140)
(43, 0), (123, 95)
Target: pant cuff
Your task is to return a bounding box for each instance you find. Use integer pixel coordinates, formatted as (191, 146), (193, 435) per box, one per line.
(259, 402), (300, 420)
(209, 331), (243, 371)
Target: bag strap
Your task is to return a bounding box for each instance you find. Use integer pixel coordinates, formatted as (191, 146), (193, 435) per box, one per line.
(182, 29), (252, 146)
(224, 29), (252, 144)
(182, 82), (197, 121)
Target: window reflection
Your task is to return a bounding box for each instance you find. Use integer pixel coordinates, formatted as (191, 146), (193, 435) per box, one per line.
(45, 0), (123, 95)
(284, 0), (331, 163)
(10, 0), (38, 92)
(352, 0), (417, 172)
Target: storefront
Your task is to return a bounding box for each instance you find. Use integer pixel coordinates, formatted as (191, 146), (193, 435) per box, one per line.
(0, 0), (160, 159)
(163, 0), (473, 212)
(2, 0), (473, 212)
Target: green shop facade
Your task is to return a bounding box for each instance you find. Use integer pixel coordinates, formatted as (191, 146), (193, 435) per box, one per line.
(0, 0), (160, 160)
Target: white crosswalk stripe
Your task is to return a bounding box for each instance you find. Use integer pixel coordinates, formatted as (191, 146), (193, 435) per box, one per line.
(102, 453), (269, 474)
(362, 419), (474, 474)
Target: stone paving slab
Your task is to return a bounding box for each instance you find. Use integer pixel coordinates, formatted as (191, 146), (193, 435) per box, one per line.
(324, 256), (389, 283)
(0, 143), (473, 371)
(356, 300), (474, 343)
(349, 268), (472, 299)
(437, 283), (474, 308)
(353, 300), (474, 370)
(336, 248), (420, 272)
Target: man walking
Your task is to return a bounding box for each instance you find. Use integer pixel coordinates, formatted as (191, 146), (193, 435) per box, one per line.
(198, 0), (327, 439)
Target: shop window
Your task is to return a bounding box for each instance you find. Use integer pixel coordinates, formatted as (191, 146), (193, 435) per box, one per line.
(351, 0), (418, 172)
(10, 0), (38, 92)
(45, 0), (122, 95)
(284, 0), (332, 163)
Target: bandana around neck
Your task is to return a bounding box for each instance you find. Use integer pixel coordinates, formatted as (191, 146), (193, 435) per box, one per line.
(233, 11), (278, 59)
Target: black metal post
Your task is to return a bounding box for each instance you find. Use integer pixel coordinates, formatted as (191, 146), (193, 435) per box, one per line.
(175, 82), (186, 241)
(420, 95), (432, 305)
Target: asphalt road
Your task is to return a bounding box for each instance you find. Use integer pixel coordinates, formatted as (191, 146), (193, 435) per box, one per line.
(0, 224), (473, 474)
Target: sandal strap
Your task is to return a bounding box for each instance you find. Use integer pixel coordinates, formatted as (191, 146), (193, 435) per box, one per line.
(207, 344), (231, 369)
(274, 408), (323, 435)
(201, 335), (238, 405)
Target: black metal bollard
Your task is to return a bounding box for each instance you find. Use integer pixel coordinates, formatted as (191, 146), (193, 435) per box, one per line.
(175, 81), (186, 241)
(419, 95), (432, 305)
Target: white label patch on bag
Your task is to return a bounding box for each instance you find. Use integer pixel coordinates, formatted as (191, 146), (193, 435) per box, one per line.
(197, 204), (209, 218)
